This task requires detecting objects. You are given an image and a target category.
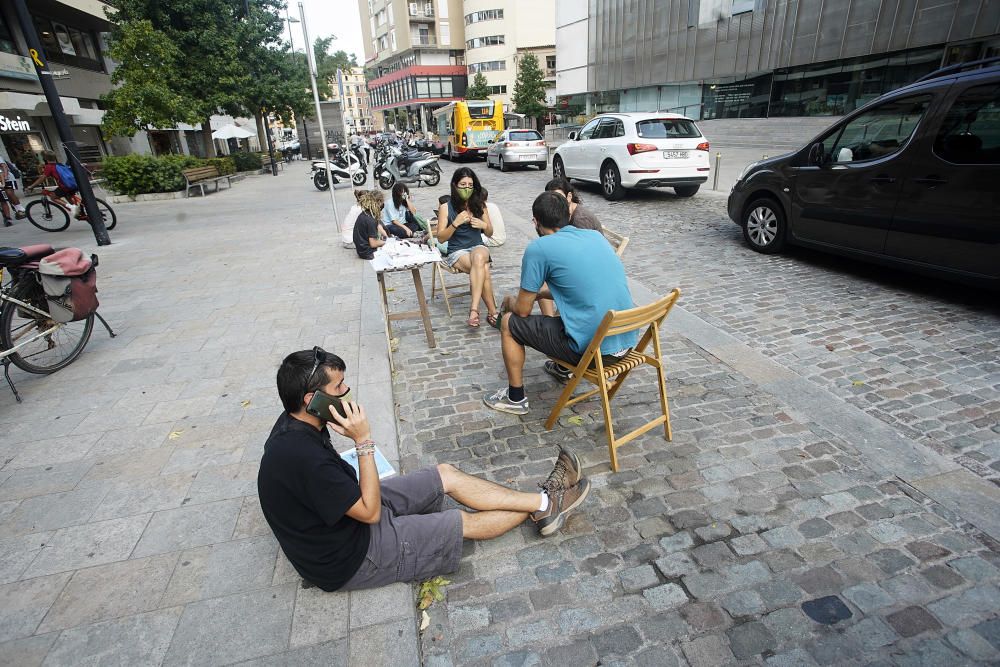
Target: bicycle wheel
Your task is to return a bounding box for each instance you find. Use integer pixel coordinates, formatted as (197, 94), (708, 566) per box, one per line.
(94, 198), (117, 230)
(0, 282), (93, 374)
(25, 198), (71, 232)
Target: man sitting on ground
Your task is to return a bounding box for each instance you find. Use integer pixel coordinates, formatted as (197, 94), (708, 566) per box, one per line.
(484, 192), (638, 413)
(257, 348), (590, 592)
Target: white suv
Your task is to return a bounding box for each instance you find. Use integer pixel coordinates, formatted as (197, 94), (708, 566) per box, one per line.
(552, 112), (711, 200)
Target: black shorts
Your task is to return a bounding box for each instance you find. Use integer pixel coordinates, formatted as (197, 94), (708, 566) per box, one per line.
(507, 314), (585, 364)
(54, 187), (77, 199)
(508, 314), (629, 368)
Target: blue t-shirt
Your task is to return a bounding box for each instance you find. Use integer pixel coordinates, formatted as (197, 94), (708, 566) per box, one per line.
(381, 200), (408, 227)
(520, 226), (638, 355)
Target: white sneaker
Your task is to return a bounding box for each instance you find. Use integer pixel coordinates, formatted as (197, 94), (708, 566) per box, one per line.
(69, 204), (80, 218)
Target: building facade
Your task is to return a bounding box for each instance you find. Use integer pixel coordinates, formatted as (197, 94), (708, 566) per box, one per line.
(556, 0), (1000, 122)
(463, 0), (557, 110)
(0, 0), (130, 180)
(358, 0), (469, 132)
(328, 66), (383, 134)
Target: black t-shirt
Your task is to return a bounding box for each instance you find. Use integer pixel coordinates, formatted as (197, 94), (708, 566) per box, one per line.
(257, 412), (370, 591)
(353, 212), (380, 260)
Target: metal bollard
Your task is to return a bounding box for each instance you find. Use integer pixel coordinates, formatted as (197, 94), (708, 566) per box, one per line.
(712, 152), (721, 190)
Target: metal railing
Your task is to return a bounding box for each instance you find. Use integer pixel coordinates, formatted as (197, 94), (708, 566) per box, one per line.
(411, 35), (437, 46)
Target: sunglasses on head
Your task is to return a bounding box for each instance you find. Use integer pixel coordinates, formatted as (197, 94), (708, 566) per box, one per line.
(306, 346), (327, 386)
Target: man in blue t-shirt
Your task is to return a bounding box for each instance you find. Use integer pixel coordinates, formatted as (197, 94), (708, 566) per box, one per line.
(484, 192), (638, 415)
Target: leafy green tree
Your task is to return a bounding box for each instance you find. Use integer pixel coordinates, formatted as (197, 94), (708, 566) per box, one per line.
(512, 54), (548, 127)
(104, 0), (318, 157)
(101, 20), (201, 137)
(312, 37), (358, 100)
(466, 72), (490, 100)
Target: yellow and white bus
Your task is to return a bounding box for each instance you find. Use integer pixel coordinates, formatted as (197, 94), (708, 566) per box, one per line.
(433, 100), (504, 160)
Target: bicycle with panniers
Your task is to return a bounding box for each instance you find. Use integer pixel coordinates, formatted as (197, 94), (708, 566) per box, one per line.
(0, 244), (115, 402)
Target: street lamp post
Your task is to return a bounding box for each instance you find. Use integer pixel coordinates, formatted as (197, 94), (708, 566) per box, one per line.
(299, 2), (340, 228)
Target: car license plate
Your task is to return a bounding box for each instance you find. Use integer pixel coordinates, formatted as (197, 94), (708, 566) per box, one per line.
(663, 150), (688, 159)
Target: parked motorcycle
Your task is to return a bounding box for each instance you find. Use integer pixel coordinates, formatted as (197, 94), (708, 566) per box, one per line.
(377, 145), (441, 190)
(312, 144), (366, 189)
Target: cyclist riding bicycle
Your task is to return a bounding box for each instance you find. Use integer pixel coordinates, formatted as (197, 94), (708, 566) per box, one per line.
(25, 151), (82, 219)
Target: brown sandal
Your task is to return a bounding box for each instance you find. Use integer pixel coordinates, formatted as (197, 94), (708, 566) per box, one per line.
(467, 309), (480, 327)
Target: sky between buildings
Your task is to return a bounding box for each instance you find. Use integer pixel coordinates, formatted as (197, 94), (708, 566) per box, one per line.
(292, 0), (367, 68)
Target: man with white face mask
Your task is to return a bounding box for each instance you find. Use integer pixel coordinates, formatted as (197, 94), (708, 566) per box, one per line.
(257, 348), (590, 592)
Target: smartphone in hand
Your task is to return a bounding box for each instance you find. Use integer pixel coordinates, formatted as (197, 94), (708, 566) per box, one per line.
(306, 389), (348, 421)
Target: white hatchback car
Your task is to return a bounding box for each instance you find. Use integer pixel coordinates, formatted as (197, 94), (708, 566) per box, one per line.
(552, 112), (711, 200)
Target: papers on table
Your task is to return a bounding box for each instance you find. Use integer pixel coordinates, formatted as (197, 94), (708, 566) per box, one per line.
(371, 237), (442, 272)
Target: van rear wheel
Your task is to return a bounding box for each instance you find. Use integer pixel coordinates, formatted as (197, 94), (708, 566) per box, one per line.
(743, 197), (787, 254)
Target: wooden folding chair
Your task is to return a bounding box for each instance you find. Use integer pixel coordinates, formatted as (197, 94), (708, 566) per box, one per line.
(427, 218), (497, 318)
(601, 226), (630, 257)
(544, 288), (681, 472)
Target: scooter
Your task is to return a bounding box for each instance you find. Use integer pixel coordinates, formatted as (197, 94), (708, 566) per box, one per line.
(377, 145), (441, 190)
(311, 159), (366, 190)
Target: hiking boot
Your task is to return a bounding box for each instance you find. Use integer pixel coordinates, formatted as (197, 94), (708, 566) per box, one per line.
(544, 360), (573, 384)
(532, 477), (590, 537)
(542, 446), (583, 491)
(483, 387), (529, 415)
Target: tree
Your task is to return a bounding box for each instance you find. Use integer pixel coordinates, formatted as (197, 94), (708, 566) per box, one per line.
(312, 37), (358, 101)
(466, 72), (490, 100)
(103, 0), (312, 157)
(101, 20), (202, 137)
(512, 54), (548, 127)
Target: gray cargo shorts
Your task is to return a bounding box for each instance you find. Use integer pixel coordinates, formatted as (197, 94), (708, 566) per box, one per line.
(340, 466), (464, 591)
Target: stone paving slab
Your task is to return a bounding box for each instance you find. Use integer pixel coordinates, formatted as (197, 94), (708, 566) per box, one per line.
(384, 162), (1000, 665)
(0, 169), (414, 665)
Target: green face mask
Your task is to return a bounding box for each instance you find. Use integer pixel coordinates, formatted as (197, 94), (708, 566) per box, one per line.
(457, 187), (474, 201)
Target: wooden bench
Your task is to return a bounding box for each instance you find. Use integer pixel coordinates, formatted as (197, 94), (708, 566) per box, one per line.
(182, 166), (233, 197)
(259, 157), (284, 174)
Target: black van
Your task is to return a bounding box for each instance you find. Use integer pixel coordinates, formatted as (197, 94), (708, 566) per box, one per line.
(727, 58), (1000, 288)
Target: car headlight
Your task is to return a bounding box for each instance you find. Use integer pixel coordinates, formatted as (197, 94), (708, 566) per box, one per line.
(737, 160), (759, 182)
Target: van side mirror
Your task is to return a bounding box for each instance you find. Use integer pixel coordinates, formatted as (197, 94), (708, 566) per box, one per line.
(568, 131), (578, 141)
(808, 142), (825, 166)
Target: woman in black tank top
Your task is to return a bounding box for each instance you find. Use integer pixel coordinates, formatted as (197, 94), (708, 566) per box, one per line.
(436, 167), (498, 328)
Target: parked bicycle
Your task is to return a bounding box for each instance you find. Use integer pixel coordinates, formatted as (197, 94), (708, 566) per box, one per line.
(0, 244), (115, 402)
(23, 187), (117, 233)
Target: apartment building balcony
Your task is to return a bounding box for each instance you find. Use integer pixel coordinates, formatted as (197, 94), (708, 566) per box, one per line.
(411, 35), (438, 47)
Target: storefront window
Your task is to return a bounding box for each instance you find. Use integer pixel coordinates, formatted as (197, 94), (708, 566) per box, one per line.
(2, 133), (47, 181)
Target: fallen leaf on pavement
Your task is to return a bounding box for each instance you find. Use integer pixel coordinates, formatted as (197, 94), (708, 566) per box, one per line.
(420, 611), (430, 632)
(567, 416), (585, 425)
(852, 380), (865, 386)
(168, 431), (183, 440)
(240, 400), (251, 408)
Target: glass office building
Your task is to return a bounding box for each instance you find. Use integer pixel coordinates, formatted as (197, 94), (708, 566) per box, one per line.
(555, 0), (1000, 120)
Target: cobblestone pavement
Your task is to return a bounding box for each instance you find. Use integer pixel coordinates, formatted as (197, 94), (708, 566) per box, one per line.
(385, 161), (1000, 665)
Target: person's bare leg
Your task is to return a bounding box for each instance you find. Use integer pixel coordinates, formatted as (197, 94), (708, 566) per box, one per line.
(452, 253), (479, 322)
(500, 313), (525, 387)
(461, 509), (529, 539)
(468, 249), (488, 316)
(438, 463), (540, 512)
(481, 260), (498, 318)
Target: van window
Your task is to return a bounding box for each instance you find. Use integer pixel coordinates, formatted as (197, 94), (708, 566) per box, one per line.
(827, 95), (931, 163)
(636, 119), (700, 139)
(934, 84), (1000, 165)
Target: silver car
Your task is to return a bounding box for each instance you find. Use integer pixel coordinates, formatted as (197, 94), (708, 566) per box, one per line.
(486, 129), (548, 172)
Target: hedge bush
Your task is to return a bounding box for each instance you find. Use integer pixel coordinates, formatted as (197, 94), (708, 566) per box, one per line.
(231, 151), (262, 171)
(101, 154), (201, 197)
(102, 154), (242, 196)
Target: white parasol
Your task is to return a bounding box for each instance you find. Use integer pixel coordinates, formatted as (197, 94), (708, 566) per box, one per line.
(211, 125), (255, 140)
